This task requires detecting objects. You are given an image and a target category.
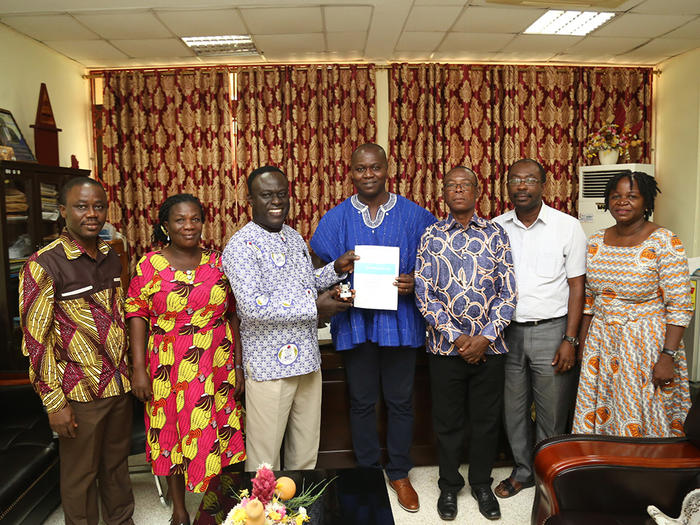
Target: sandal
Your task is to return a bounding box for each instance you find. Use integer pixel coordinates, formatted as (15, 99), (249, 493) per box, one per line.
(494, 477), (534, 499)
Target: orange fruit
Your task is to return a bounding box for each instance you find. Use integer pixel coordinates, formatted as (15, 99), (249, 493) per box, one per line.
(275, 476), (296, 500)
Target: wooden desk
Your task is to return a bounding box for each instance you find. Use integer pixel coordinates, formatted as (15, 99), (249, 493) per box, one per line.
(317, 344), (513, 469)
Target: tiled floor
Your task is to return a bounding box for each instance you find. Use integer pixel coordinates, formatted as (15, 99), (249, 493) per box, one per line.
(44, 462), (535, 524)
(385, 465), (535, 525)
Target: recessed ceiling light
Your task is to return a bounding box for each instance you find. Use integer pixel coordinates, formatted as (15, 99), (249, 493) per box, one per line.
(524, 10), (615, 36)
(181, 35), (260, 56)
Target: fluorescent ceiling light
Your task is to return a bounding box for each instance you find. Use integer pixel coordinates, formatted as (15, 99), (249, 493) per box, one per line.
(181, 35), (259, 56)
(524, 10), (615, 36)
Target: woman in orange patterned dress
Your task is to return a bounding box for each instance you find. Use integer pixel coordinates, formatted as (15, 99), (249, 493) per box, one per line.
(126, 194), (245, 525)
(572, 172), (693, 437)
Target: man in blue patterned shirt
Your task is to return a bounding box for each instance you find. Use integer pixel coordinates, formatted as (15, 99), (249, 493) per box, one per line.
(415, 166), (516, 522)
(222, 166), (356, 472)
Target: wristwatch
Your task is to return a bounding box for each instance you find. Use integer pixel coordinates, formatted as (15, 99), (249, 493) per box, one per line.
(562, 334), (579, 347)
(661, 348), (679, 359)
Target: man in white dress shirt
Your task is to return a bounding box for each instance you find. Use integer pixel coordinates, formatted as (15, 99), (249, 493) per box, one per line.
(493, 159), (587, 498)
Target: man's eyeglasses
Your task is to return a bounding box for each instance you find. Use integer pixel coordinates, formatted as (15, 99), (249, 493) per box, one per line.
(507, 177), (541, 187)
(444, 182), (477, 192)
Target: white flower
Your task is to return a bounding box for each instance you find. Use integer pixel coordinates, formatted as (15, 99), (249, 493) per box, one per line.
(223, 503), (248, 524)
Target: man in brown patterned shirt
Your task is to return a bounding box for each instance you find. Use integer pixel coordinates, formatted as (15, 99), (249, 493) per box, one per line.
(19, 177), (134, 525)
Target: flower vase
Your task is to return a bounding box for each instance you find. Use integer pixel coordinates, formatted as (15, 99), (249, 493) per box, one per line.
(598, 149), (620, 165)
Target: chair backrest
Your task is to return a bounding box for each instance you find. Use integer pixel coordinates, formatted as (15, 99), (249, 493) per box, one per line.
(532, 434), (700, 525)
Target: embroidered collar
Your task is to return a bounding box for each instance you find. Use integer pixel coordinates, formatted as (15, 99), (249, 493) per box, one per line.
(351, 193), (397, 229)
(61, 229), (110, 260)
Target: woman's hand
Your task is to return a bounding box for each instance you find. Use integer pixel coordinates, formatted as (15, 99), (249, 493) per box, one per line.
(652, 353), (674, 389)
(233, 367), (245, 400)
(131, 367), (153, 402)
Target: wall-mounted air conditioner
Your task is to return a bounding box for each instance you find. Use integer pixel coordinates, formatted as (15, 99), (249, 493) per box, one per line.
(578, 163), (654, 238)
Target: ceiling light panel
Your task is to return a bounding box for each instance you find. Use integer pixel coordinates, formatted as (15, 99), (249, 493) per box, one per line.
(525, 10), (615, 36)
(181, 35), (259, 56)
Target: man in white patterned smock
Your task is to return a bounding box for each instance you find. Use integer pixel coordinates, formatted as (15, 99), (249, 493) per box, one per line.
(223, 166), (357, 471)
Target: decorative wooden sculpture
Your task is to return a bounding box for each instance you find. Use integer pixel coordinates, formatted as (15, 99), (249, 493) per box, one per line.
(30, 83), (61, 166)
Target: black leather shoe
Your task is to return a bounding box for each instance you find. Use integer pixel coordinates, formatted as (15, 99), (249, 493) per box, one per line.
(437, 490), (458, 520)
(471, 486), (501, 520)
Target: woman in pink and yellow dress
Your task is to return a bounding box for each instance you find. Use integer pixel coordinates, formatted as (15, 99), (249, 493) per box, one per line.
(126, 194), (245, 525)
(572, 172), (693, 438)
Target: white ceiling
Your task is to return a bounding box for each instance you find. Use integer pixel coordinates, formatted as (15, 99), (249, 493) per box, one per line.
(1, 0), (699, 68)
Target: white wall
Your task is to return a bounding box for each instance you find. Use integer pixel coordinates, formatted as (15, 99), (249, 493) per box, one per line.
(0, 25), (91, 170)
(655, 48), (700, 258)
(376, 68), (389, 153)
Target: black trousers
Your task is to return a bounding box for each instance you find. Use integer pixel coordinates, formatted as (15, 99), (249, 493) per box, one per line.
(342, 342), (418, 481)
(429, 353), (506, 492)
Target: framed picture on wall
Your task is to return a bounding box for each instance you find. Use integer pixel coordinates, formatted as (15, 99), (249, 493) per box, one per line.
(0, 108), (36, 162)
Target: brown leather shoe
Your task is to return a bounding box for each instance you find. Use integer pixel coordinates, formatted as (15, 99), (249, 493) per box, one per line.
(388, 477), (420, 512)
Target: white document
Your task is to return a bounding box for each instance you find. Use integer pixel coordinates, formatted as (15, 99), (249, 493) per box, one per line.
(353, 245), (400, 311)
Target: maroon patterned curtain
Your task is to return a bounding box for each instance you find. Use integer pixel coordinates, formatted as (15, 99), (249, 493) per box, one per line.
(235, 65), (377, 239)
(389, 64), (652, 219)
(101, 68), (234, 264)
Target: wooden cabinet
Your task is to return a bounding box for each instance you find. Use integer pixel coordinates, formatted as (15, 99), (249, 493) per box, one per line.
(0, 160), (90, 371)
(317, 345), (514, 469)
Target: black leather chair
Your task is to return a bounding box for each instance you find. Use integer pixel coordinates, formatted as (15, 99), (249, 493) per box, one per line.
(531, 434), (700, 525)
(0, 383), (60, 524)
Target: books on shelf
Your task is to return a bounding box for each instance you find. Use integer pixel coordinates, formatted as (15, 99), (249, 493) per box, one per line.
(5, 186), (28, 215)
(40, 183), (58, 196)
(41, 183), (59, 216)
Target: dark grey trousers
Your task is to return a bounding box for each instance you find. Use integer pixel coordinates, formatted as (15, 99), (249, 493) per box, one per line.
(503, 317), (575, 483)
